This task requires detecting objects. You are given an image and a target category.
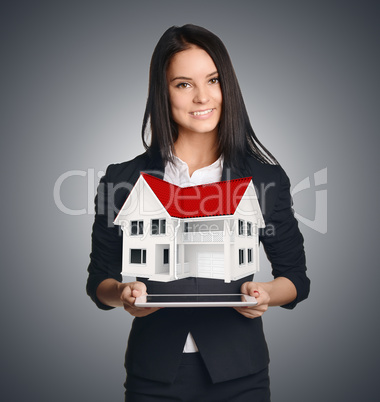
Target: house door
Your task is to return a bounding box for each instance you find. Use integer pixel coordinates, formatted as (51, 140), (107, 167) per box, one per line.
(155, 245), (170, 274)
(197, 251), (224, 279)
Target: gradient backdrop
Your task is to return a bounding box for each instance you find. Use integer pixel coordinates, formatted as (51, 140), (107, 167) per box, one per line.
(1, 1), (379, 401)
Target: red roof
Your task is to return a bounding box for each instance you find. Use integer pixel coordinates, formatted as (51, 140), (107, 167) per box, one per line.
(141, 173), (252, 219)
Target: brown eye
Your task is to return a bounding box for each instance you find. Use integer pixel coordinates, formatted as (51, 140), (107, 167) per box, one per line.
(209, 77), (219, 84)
(176, 82), (191, 89)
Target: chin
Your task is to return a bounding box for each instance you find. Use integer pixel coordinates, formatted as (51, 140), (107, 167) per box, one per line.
(192, 128), (218, 135)
(192, 123), (219, 133)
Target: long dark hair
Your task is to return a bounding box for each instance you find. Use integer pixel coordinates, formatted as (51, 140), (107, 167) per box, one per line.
(142, 24), (278, 167)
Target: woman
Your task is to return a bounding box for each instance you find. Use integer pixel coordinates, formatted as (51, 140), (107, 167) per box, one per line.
(87, 24), (310, 401)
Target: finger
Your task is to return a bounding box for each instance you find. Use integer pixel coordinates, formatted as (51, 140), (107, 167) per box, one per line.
(121, 286), (137, 307)
(247, 283), (260, 298)
(234, 307), (260, 319)
(129, 307), (161, 318)
(234, 303), (268, 318)
(120, 284), (132, 301)
(121, 282), (146, 304)
(241, 281), (259, 297)
(240, 281), (251, 294)
(131, 282), (147, 298)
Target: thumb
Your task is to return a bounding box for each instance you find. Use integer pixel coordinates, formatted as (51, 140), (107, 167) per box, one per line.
(243, 282), (259, 297)
(241, 281), (251, 295)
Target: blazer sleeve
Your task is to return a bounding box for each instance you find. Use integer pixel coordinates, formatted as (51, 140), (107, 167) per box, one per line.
(259, 166), (310, 309)
(86, 165), (123, 310)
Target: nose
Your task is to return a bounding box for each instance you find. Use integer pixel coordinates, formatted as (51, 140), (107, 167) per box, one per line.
(193, 85), (209, 104)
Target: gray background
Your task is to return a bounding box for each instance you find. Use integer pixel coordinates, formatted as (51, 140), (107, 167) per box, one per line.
(1, 1), (379, 401)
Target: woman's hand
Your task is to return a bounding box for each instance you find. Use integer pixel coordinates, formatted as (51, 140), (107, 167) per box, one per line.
(234, 277), (298, 318)
(234, 281), (270, 319)
(96, 278), (160, 317)
(119, 281), (161, 317)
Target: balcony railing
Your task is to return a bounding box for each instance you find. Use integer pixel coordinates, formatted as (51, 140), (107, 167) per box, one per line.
(182, 231), (228, 243)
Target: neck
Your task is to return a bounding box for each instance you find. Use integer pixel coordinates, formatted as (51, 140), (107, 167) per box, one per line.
(173, 132), (220, 176)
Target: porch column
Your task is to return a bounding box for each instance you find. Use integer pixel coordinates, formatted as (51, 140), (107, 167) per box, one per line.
(172, 218), (180, 279)
(224, 220), (231, 282)
(170, 242), (176, 280)
(179, 243), (185, 276)
(254, 223), (260, 273)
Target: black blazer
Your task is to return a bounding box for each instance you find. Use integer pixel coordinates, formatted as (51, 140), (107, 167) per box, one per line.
(86, 151), (310, 384)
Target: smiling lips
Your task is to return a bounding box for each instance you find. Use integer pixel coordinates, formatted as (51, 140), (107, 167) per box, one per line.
(190, 108), (214, 116)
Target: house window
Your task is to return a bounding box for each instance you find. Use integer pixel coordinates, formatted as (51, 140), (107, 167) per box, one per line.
(238, 220), (245, 236)
(248, 248), (253, 263)
(130, 249), (146, 264)
(131, 220), (144, 236)
(239, 249), (245, 265)
(160, 219), (166, 234)
(247, 222), (252, 236)
(163, 248), (169, 264)
(151, 219), (166, 235)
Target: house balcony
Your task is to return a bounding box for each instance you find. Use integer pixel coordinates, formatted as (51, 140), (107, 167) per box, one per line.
(182, 231), (235, 243)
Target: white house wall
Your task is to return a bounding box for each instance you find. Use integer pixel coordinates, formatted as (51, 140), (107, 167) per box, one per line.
(235, 183), (265, 228)
(226, 183), (264, 280)
(114, 177), (176, 279)
(121, 217), (175, 279)
(231, 212), (261, 280)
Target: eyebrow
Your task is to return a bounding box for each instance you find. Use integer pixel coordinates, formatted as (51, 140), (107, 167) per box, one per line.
(170, 71), (218, 82)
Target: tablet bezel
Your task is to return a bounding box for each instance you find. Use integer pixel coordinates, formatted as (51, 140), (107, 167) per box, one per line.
(134, 293), (258, 308)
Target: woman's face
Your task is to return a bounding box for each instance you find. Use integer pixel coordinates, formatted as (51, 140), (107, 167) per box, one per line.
(166, 46), (222, 139)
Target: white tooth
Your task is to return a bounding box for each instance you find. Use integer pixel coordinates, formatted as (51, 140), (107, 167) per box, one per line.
(193, 109), (212, 116)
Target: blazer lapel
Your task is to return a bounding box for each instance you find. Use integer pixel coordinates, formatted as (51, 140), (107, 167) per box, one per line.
(221, 161), (251, 181)
(142, 150), (165, 179)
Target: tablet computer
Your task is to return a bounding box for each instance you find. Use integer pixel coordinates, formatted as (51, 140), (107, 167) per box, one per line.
(135, 293), (258, 308)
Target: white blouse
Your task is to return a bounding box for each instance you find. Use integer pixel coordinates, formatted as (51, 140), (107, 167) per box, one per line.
(164, 154), (224, 353)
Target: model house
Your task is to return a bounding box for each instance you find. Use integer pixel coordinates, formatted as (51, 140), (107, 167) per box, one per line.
(113, 173), (265, 283)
